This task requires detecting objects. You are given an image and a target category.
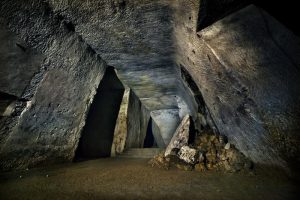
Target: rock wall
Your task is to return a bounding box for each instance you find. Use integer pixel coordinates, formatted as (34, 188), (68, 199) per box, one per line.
(173, 1), (300, 169)
(45, 0), (198, 133)
(75, 67), (125, 159)
(0, 0), (106, 170)
(151, 109), (181, 147)
(0, 23), (44, 98)
(111, 88), (130, 156)
(1, 0), (299, 172)
(112, 87), (152, 155)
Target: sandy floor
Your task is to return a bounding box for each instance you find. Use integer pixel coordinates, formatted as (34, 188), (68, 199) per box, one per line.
(0, 158), (299, 200)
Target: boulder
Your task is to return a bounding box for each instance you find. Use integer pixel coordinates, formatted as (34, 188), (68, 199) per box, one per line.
(164, 115), (190, 157)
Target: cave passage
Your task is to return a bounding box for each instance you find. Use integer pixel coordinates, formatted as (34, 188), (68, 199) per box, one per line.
(75, 67), (125, 160)
(143, 118), (158, 148)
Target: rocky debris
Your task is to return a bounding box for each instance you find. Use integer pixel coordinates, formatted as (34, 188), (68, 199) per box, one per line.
(164, 115), (190, 157)
(178, 146), (198, 164)
(148, 152), (170, 170)
(150, 129), (253, 173)
(224, 143), (230, 150)
(194, 163), (206, 172)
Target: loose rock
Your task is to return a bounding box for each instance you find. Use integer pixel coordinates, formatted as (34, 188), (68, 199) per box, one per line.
(224, 143), (231, 150)
(178, 146), (198, 164)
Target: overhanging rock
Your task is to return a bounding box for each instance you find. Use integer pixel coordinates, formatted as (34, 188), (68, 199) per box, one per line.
(175, 4), (300, 169)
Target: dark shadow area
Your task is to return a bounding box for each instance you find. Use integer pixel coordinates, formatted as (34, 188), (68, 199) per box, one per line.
(188, 116), (196, 145)
(253, 0), (299, 35)
(197, 0), (250, 31)
(180, 66), (206, 114)
(143, 118), (158, 148)
(75, 67), (125, 160)
(197, 0), (299, 35)
(0, 91), (18, 116)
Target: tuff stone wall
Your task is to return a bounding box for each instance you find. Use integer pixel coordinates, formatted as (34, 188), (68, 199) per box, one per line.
(0, 0), (299, 172)
(173, 1), (300, 169)
(0, 1), (106, 170)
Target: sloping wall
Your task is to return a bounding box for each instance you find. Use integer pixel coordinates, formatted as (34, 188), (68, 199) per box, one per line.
(76, 67), (125, 159)
(173, 1), (300, 169)
(0, 1), (106, 170)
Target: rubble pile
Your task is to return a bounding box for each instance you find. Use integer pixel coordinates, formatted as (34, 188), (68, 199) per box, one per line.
(149, 115), (253, 172)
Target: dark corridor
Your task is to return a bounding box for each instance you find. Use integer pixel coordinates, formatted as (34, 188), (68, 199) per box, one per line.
(143, 118), (157, 148)
(75, 67), (125, 159)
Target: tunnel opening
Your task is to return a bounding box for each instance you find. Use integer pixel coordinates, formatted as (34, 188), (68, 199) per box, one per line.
(75, 66), (125, 160)
(143, 118), (158, 148)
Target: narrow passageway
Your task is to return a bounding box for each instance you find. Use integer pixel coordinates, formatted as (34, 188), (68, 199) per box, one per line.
(75, 67), (125, 159)
(143, 118), (157, 148)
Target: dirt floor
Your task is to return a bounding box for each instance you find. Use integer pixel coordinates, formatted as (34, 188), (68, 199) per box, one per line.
(0, 158), (299, 200)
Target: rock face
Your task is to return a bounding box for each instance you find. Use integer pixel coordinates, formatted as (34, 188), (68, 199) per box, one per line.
(151, 109), (181, 147)
(46, 0), (198, 125)
(164, 115), (191, 157)
(111, 88), (130, 157)
(75, 67), (125, 159)
(174, 2), (300, 169)
(178, 146), (198, 164)
(0, 0), (299, 172)
(0, 23), (44, 98)
(125, 89), (143, 148)
(0, 1), (106, 169)
(0, 0), (200, 170)
(111, 86), (151, 157)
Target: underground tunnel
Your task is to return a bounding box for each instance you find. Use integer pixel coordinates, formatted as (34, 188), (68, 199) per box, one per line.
(0, 0), (300, 199)
(143, 118), (158, 148)
(75, 66), (125, 159)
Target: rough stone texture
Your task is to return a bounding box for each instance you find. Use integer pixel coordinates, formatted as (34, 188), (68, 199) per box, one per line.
(0, 20), (44, 98)
(75, 66), (125, 159)
(173, 2), (300, 169)
(1, 0), (299, 172)
(148, 151), (170, 170)
(46, 0), (198, 126)
(151, 109), (181, 146)
(125, 89), (142, 148)
(164, 114), (190, 157)
(151, 130), (252, 173)
(111, 88), (130, 157)
(0, 1), (106, 170)
(151, 119), (166, 148)
(178, 145), (198, 164)
(111, 87), (153, 156)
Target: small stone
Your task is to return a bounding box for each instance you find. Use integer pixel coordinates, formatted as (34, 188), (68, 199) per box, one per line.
(148, 152), (170, 170)
(209, 135), (216, 142)
(224, 143), (231, 150)
(206, 163), (214, 170)
(19, 175), (22, 179)
(222, 160), (232, 172)
(178, 145), (198, 164)
(198, 152), (205, 163)
(26, 168), (29, 171)
(195, 163), (206, 172)
(46, 174), (49, 178)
